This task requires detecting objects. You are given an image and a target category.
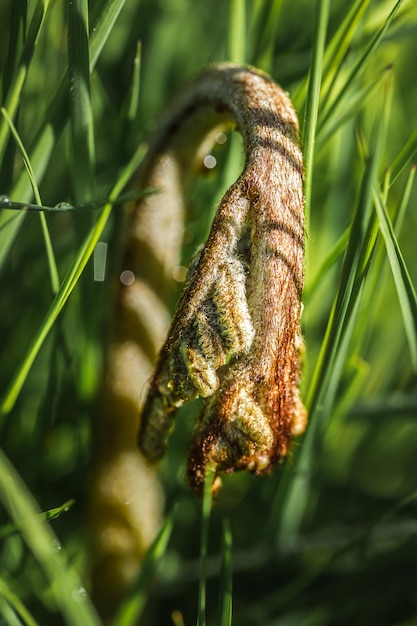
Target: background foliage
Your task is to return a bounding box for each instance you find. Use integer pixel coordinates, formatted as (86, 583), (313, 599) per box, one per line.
(1, 0), (417, 624)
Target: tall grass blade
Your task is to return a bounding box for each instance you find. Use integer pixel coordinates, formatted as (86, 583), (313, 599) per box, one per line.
(0, 0), (27, 189)
(67, 0), (95, 204)
(0, 144), (146, 418)
(112, 510), (175, 626)
(303, 228), (349, 302)
(89, 0), (130, 69)
(0, 448), (101, 626)
(0, 598), (25, 626)
(217, 519), (233, 626)
(0, 499), (75, 541)
(319, 0), (405, 132)
(317, 65), (392, 148)
(389, 127), (417, 185)
(0, 580), (39, 626)
(293, 0), (371, 110)
(0, 0), (129, 272)
(373, 189), (417, 371)
(393, 165), (416, 232)
(0, 0), (50, 163)
(125, 41), (142, 124)
(302, 0), (330, 233)
(0, 107), (59, 294)
(249, 0), (283, 71)
(228, 0), (246, 64)
(274, 107), (386, 547)
(197, 464), (216, 626)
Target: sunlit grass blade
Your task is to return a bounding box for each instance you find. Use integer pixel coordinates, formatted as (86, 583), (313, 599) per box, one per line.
(317, 65), (392, 148)
(373, 188), (417, 371)
(273, 120), (384, 547)
(0, 0), (129, 272)
(0, 597), (23, 626)
(112, 510), (175, 626)
(89, 0), (129, 69)
(0, 0), (50, 163)
(0, 448), (101, 626)
(0, 143), (146, 418)
(302, 0), (330, 233)
(0, 579), (39, 626)
(67, 0), (95, 204)
(389, 127), (417, 185)
(1, 107), (59, 294)
(0, 499), (75, 541)
(228, 0), (246, 64)
(124, 41), (142, 124)
(303, 228), (349, 301)
(249, 0), (283, 70)
(197, 464), (216, 626)
(393, 165), (416, 232)
(217, 519), (233, 626)
(293, 0), (371, 111)
(318, 0), (405, 133)
(318, 0), (372, 108)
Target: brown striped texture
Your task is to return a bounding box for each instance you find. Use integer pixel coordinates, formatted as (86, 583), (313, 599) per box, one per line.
(133, 64), (307, 493)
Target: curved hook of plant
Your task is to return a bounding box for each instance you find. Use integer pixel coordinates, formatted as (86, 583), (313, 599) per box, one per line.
(129, 64), (307, 493)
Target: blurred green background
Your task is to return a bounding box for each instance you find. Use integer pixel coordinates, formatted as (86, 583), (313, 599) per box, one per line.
(1, 0), (417, 624)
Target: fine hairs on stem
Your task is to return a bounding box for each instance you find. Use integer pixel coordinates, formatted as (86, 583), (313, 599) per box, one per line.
(127, 63), (307, 493)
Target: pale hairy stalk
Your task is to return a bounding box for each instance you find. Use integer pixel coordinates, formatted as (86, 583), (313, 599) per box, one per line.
(90, 62), (306, 617)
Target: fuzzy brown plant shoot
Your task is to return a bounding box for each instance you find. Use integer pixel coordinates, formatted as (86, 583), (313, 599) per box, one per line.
(91, 63), (306, 614)
(134, 64), (307, 493)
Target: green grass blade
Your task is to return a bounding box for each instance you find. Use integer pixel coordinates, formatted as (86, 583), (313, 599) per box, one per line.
(1, 0), (26, 100)
(274, 116), (385, 547)
(0, 580), (39, 626)
(293, 0), (371, 110)
(0, 499), (75, 541)
(389, 127), (417, 185)
(125, 41), (142, 124)
(373, 188), (417, 371)
(319, 0), (372, 108)
(0, 0), (129, 273)
(0, 0), (27, 189)
(228, 0), (246, 64)
(197, 464), (216, 626)
(0, 448), (101, 626)
(217, 519), (233, 626)
(67, 0), (95, 204)
(0, 143), (146, 418)
(0, 0), (50, 163)
(249, 0), (284, 71)
(319, 0), (405, 132)
(0, 597), (24, 626)
(112, 510), (175, 626)
(303, 228), (349, 301)
(317, 65), (392, 148)
(0, 107), (60, 294)
(89, 0), (129, 70)
(393, 165), (416, 232)
(302, 0), (330, 233)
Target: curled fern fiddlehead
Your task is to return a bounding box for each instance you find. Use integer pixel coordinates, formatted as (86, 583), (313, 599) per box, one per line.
(132, 64), (307, 492)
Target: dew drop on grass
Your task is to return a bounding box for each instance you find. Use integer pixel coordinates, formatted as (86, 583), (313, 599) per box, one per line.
(0, 194), (10, 204)
(54, 201), (74, 210)
(72, 586), (87, 602)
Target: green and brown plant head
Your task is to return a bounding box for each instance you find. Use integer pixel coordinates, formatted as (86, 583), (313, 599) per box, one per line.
(134, 64), (307, 493)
